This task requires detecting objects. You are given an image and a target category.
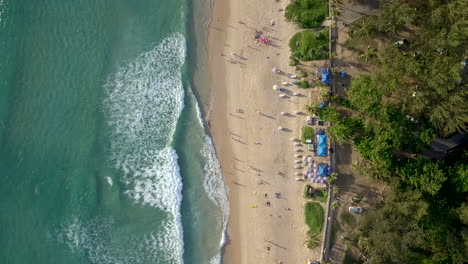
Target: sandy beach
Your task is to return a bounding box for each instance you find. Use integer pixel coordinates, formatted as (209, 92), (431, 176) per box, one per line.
(206, 0), (322, 263)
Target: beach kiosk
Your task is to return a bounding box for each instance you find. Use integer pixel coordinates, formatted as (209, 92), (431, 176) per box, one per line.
(317, 134), (327, 157)
(321, 72), (331, 85)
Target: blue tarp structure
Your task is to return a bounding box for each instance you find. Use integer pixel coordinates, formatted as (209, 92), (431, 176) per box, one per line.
(318, 165), (328, 177)
(319, 101), (327, 109)
(316, 67), (328, 74)
(317, 134), (327, 157)
(321, 72), (331, 84)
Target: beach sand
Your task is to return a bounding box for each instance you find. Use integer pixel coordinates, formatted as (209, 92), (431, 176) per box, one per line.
(206, 0), (322, 263)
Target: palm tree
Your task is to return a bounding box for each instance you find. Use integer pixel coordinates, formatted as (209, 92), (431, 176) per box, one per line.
(359, 45), (378, 62)
(329, 172), (338, 185)
(332, 201), (339, 210)
(305, 103), (319, 115)
(333, 187), (340, 195)
(331, 7), (341, 19)
(351, 17), (376, 39)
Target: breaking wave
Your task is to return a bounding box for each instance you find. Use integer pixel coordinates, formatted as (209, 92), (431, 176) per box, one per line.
(102, 33), (186, 264)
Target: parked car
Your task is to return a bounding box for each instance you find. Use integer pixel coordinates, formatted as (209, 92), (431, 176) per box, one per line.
(349, 206), (363, 214)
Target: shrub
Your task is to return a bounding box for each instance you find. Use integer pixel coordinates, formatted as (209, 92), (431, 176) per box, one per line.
(285, 0), (329, 28)
(296, 67), (308, 77)
(289, 30), (329, 61)
(289, 56), (299, 66)
(299, 80), (310, 88)
(301, 126), (314, 144)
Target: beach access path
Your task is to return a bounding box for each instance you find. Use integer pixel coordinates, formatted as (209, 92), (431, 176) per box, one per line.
(206, 0), (322, 263)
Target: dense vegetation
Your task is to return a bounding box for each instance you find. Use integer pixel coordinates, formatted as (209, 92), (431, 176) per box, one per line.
(322, 0), (468, 262)
(284, 0), (329, 28)
(289, 30), (329, 61)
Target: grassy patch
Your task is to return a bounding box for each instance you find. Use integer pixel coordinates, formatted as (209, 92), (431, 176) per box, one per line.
(301, 126), (314, 144)
(314, 188), (328, 203)
(290, 30), (329, 61)
(305, 202), (324, 235)
(285, 0), (329, 28)
(340, 210), (357, 228)
(304, 185), (328, 203)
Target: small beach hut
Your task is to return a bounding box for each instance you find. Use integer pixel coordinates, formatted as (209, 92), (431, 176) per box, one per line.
(321, 72), (331, 84)
(317, 134), (328, 157)
(317, 165), (329, 177)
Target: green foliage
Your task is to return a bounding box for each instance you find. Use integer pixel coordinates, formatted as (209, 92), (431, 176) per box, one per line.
(340, 211), (356, 228)
(305, 186), (328, 203)
(328, 172), (338, 186)
(301, 126), (314, 144)
(305, 202), (324, 235)
(284, 0), (329, 28)
(317, 106), (340, 122)
(331, 201), (339, 210)
(289, 30), (329, 61)
(399, 158), (447, 196)
(305, 235), (320, 249)
(299, 80), (310, 88)
(289, 56), (299, 66)
(328, 117), (363, 143)
(358, 190), (429, 263)
(305, 103), (320, 115)
(347, 75), (383, 116)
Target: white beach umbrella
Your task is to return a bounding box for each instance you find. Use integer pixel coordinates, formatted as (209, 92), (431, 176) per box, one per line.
(293, 92), (299, 96)
(279, 94), (286, 98)
(308, 157), (313, 163)
(273, 85), (279, 90)
(294, 149), (301, 152)
(295, 154), (302, 158)
(294, 160), (301, 163)
(294, 143), (302, 146)
(282, 81), (288, 85)
(295, 172), (302, 176)
(281, 112), (286, 115)
(272, 67), (278, 73)
(277, 127), (283, 131)
(294, 165), (301, 169)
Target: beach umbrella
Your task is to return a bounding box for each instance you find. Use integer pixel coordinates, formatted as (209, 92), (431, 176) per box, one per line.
(281, 112), (286, 115)
(294, 149), (301, 152)
(308, 157), (313, 163)
(293, 92), (299, 96)
(294, 165), (302, 169)
(294, 143), (301, 146)
(294, 154), (302, 158)
(272, 67), (278, 73)
(273, 85), (278, 90)
(277, 127), (283, 131)
(282, 81), (288, 85)
(295, 111), (301, 114)
(294, 160), (301, 163)
(279, 94), (286, 98)
(290, 137), (297, 141)
(295, 172), (302, 176)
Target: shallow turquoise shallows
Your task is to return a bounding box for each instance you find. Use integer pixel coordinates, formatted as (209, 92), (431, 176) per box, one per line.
(0, 0), (227, 263)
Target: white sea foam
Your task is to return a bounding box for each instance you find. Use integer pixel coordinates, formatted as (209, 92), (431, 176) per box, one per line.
(189, 85), (230, 264)
(201, 135), (230, 264)
(102, 33), (186, 264)
(56, 216), (176, 264)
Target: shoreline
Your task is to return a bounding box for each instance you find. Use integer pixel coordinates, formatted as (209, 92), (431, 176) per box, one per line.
(205, 0), (321, 263)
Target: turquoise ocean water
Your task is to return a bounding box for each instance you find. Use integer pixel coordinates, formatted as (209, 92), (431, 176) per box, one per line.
(0, 0), (228, 263)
